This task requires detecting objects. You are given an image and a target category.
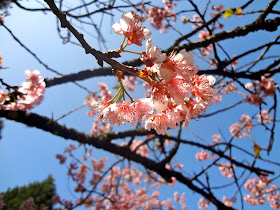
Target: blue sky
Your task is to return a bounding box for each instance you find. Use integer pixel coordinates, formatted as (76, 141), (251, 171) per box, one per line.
(0, 0), (279, 209)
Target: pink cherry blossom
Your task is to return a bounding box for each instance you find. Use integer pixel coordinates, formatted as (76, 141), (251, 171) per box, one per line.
(244, 93), (263, 106)
(168, 75), (193, 103)
(212, 134), (222, 144)
(229, 123), (243, 138)
(141, 38), (166, 67)
(196, 150), (215, 161)
(198, 30), (210, 40)
(19, 198), (36, 210)
(257, 110), (273, 124)
(218, 162), (234, 178)
(160, 49), (198, 82)
(198, 197), (210, 209)
(130, 140), (149, 158)
(91, 157), (107, 171)
(112, 11), (151, 46)
(239, 114), (253, 131)
(258, 76), (277, 97)
(223, 196), (236, 207)
(123, 76), (136, 91)
(0, 70), (45, 111)
(230, 55), (239, 68)
(145, 113), (169, 135)
(223, 82), (237, 94)
(192, 74), (216, 105)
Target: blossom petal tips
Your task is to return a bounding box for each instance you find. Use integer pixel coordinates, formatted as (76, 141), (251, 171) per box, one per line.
(112, 11), (151, 46)
(207, 75), (216, 86)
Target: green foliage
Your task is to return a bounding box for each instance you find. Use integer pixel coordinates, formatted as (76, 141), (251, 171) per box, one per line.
(1, 175), (56, 210)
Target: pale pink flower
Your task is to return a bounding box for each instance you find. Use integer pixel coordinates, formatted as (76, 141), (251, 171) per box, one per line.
(177, 163), (183, 170)
(223, 196), (236, 207)
(130, 140), (149, 158)
(89, 172), (102, 185)
(159, 49), (198, 82)
(212, 134), (222, 144)
(239, 114), (253, 131)
(258, 76), (277, 97)
(152, 191), (160, 198)
(245, 82), (254, 91)
(224, 82), (237, 94)
(76, 163), (88, 184)
(192, 75), (216, 104)
(1, 70), (45, 111)
(230, 55), (239, 68)
(84, 93), (99, 116)
(203, 44), (212, 55)
(179, 192), (186, 210)
(132, 98), (154, 121)
(192, 14), (203, 28)
(91, 157), (107, 171)
(218, 162), (234, 178)
(198, 30), (210, 40)
(161, 198), (175, 210)
(19, 198), (37, 210)
(100, 101), (136, 126)
(198, 197), (210, 209)
(244, 176), (271, 206)
(150, 82), (169, 112)
(123, 76), (136, 91)
(112, 11), (151, 46)
(229, 123), (243, 138)
(257, 110), (273, 124)
(141, 38), (166, 67)
(174, 191), (180, 202)
(145, 113), (169, 135)
(195, 150), (214, 161)
(91, 115), (111, 135)
(145, 2), (177, 33)
(244, 93), (263, 106)
(168, 75), (193, 103)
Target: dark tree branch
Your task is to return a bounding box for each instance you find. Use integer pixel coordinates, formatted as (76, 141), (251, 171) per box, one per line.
(0, 109), (233, 209)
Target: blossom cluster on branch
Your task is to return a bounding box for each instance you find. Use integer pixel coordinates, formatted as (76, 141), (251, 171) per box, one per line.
(85, 11), (217, 135)
(0, 70), (45, 110)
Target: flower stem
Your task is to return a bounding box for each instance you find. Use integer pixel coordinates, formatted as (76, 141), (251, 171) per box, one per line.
(122, 50), (142, 55)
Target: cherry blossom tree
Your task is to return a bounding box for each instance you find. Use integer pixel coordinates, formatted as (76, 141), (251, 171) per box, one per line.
(0, 0), (280, 209)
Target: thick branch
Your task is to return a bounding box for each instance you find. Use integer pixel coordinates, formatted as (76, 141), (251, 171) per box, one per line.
(168, 17), (280, 53)
(0, 109), (233, 209)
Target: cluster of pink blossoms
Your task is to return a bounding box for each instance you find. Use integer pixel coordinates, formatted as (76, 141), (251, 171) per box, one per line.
(112, 11), (151, 46)
(218, 162), (234, 178)
(138, 0), (177, 33)
(198, 197), (210, 209)
(244, 175), (280, 208)
(0, 70), (45, 111)
(54, 144), (187, 210)
(244, 76), (278, 106)
(229, 112), (273, 138)
(195, 150), (215, 161)
(86, 11), (217, 135)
